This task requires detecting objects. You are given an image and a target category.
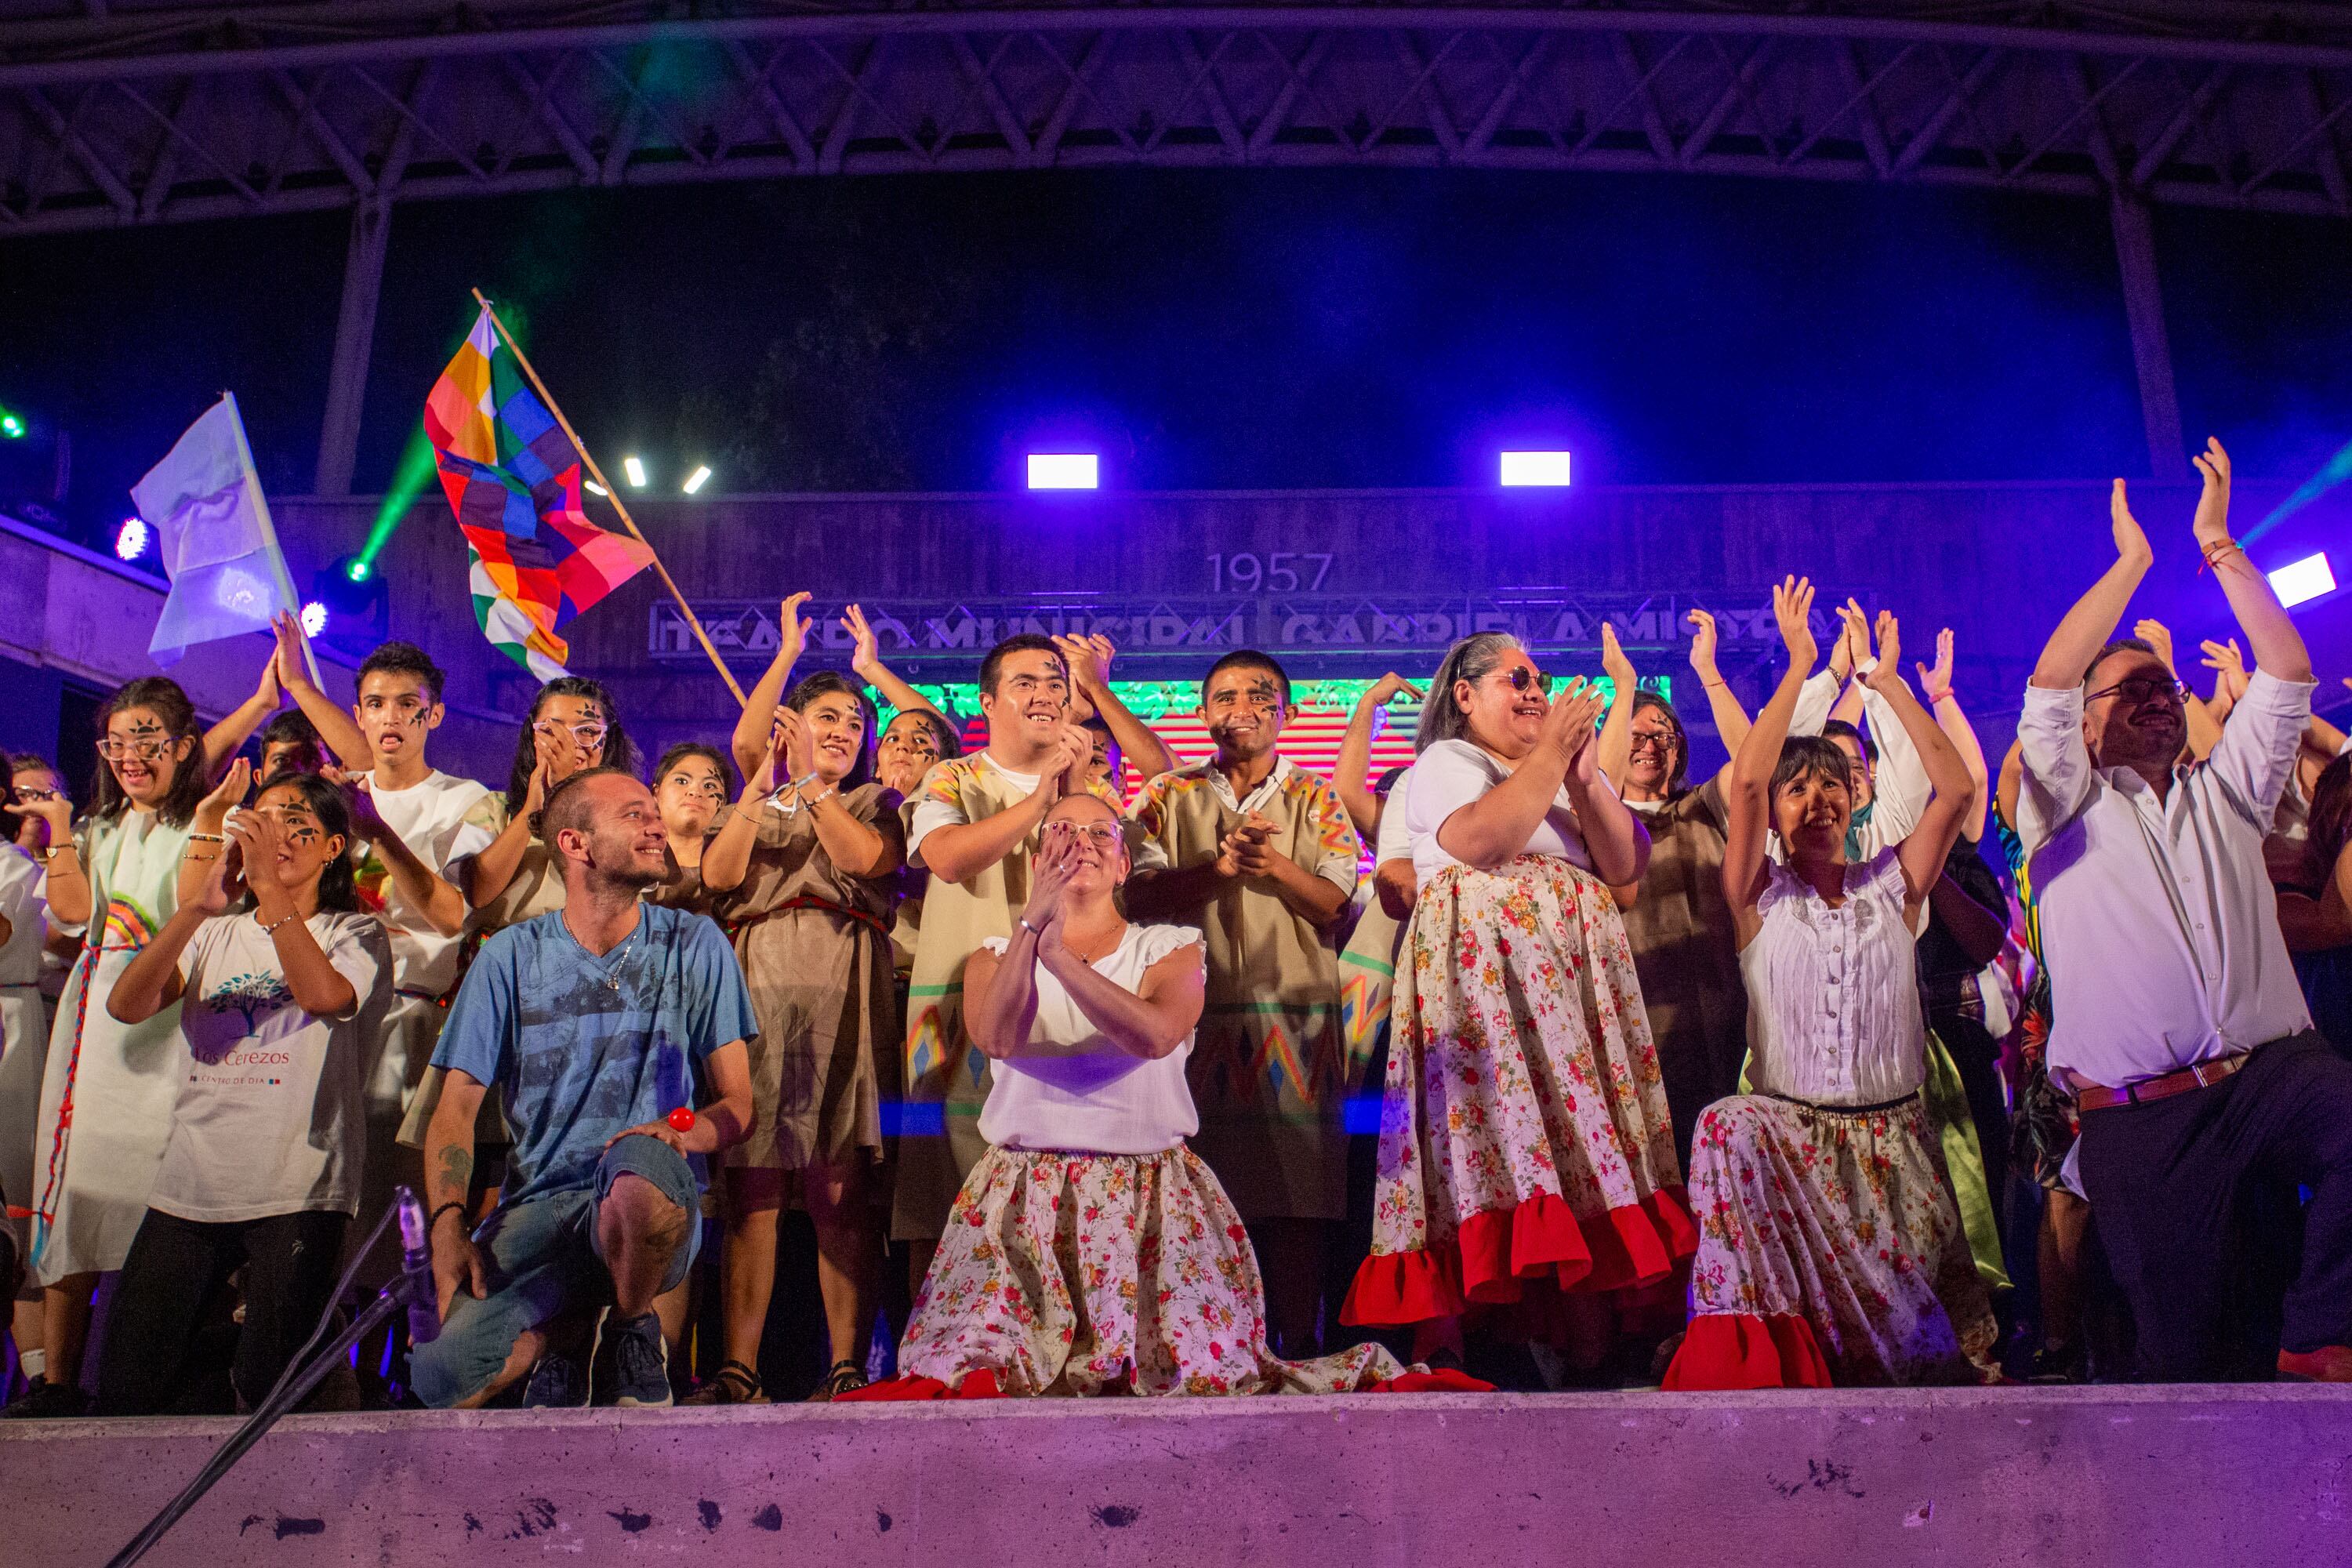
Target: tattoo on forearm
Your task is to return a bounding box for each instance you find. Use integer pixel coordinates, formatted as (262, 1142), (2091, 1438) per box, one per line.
(434, 1143), (474, 1201)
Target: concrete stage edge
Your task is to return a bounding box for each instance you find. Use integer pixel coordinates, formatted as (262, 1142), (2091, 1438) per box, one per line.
(9, 1386), (2350, 1566)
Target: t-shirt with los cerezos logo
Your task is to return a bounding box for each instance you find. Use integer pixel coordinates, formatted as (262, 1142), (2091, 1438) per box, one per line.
(149, 910), (393, 1223)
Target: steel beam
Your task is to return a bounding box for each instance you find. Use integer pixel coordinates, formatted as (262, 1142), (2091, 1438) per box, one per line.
(313, 195), (391, 497)
(2109, 187), (2187, 480)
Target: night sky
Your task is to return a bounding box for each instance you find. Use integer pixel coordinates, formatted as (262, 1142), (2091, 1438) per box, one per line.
(1, 166), (2347, 527)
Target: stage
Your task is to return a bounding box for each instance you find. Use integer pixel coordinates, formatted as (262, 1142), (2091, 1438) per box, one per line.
(11, 1385), (2350, 1566)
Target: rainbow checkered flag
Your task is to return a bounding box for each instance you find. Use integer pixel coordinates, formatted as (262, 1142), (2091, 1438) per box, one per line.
(424, 305), (653, 678)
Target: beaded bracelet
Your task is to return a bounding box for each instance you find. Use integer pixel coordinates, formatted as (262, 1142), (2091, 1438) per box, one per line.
(258, 913), (302, 937)
(187, 832), (226, 844)
(429, 1200), (468, 1230)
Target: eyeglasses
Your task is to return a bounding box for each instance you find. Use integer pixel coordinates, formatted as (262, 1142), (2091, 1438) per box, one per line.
(2085, 676), (2187, 706)
(13, 786), (62, 804)
(96, 735), (174, 762)
(535, 720), (608, 748)
(1044, 822), (1123, 848)
(1498, 666), (1552, 695)
(1628, 731), (1678, 753)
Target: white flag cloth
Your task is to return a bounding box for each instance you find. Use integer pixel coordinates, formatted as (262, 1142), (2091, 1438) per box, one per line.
(133, 394), (298, 664)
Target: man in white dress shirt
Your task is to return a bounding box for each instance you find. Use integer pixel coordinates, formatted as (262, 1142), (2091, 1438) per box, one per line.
(2017, 440), (2352, 1383)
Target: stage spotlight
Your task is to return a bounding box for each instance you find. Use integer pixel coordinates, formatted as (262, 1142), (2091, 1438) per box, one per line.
(0, 410), (23, 439)
(114, 517), (150, 561)
(344, 558), (372, 585)
(1027, 453), (1098, 490)
(300, 601), (328, 637)
(682, 465), (713, 495)
(622, 456), (648, 488)
(583, 479), (609, 497)
(2270, 552), (2336, 608)
(1499, 451), (1573, 487)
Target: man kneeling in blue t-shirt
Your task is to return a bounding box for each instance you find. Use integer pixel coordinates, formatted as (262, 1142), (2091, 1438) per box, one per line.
(412, 768), (757, 1408)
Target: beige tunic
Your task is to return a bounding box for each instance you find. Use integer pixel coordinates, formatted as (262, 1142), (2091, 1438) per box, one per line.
(1127, 758), (1362, 1220)
(1622, 779), (1749, 1166)
(708, 786), (905, 1171)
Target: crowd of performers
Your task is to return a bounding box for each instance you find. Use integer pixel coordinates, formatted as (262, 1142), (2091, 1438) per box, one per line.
(2, 438), (2350, 1414)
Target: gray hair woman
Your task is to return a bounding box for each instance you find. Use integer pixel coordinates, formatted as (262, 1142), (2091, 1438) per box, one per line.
(1342, 631), (1693, 1363)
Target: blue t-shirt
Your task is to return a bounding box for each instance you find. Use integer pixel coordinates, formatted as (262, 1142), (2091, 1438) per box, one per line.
(430, 904), (758, 1203)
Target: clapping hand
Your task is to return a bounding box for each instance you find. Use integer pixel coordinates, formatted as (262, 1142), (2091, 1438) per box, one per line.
(1365, 672), (1425, 707)
(1599, 622), (1637, 693)
(2132, 619), (2179, 677)
(1863, 610), (1903, 693)
(2111, 477), (2153, 564)
(270, 611), (318, 695)
(197, 757), (252, 831)
(1686, 608), (1722, 679)
(1018, 831), (1079, 939)
(1773, 575), (1819, 673)
(1538, 677), (1606, 771)
(1915, 627), (1956, 699)
(746, 721), (788, 799)
(2190, 438), (2232, 550)
(2200, 637), (2249, 705)
(777, 593), (814, 668)
(775, 706), (816, 782)
(842, 602), (884, 677)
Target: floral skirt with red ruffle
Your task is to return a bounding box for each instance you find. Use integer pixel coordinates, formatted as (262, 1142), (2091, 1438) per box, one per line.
(843, 1145), (1476, 1399)
(1341, 855), (1696, 1329)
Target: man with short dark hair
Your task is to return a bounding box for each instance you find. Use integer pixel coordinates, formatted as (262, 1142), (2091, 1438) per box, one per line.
(891, 636), (1150, 1279)
(412, 768), (757, 1407)
(2019, 443), (2352, 1382)
(1125, 650), (1360, 1352)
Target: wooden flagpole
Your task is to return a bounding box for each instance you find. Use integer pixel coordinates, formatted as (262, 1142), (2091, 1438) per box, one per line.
(470, 289), (747, 706)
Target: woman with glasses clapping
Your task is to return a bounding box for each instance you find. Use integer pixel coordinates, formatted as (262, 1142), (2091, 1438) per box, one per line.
(1341, 633), (1694, 1375)
(10, 679), (213, 1417)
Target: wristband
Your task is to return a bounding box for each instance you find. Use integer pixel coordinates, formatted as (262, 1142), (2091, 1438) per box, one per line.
(1926, 688), (1954, 705)
(187, 832), (226, 844)
(429, 1200), (468, 1230)
(258, 913), (301, 937)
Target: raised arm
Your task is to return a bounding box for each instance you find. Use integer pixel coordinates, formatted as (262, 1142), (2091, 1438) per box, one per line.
(699, 727), (782, 895)
(1723, 576), (1818, 934)
(202, 645), (281, 777)
(27, 794), (89, 927)
(463, 742), (554, 909)
(1596, 623), (1639, 791)
(1686, 608), (1752, 771)
(178, 759), (252, 908)
(347, 779), (466, 937)
(1433, 682), (1606, 873)
(271, 612), (372, 771)
(845, 603), (945, 723)
(731, 593), (811, 780)
(1336, 673), (1421, 837)
(1056, 635), (1175, 782)
(227, 811), (357, 1018)
(1867, 615), (1976, 909)
(2032, 480), (2154, 690)
(965, 842), (1069, 1058)
(1042, 923), (1206, 1061)
(919, 727), (1091, 886)
(111, 857), (232, 1024)
(2193, 440), (2311, 681)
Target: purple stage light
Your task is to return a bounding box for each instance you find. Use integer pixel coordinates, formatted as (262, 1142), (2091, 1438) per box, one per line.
(1027, 453), (1098, 490)
(300, 601), (328, 637)
(114, 517), (149, 561)
(1499, 451), (1573, 487)
(2270, 552), (2336, 608)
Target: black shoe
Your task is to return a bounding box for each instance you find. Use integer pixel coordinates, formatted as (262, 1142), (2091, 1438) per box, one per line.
(2026, 1342), (2084, 1385)
(605, 1312), (673, 1409)
(1, 1377), (93, 1419)
(521, 1308), (599, 1410)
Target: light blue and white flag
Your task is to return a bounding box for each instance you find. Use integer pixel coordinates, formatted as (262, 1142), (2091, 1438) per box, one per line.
(133, 393), (303, 666)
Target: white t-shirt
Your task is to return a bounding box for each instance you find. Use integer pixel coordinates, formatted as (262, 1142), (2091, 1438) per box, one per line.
(361, 770), (495, 996)
(0, 844), (44, 988)
(1374, 764), (1416, 867)
(975, 924), (1205, 1155)
(1405, 739), (1613, 882)
(151, 910), (392, 1222)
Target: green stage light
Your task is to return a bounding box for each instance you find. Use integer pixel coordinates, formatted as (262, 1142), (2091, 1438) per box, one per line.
(346, 558), (372, 584)
(0, 411), (24, 438)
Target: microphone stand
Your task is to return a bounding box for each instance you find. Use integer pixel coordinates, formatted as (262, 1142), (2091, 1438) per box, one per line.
(104, 1210), (427, 1568)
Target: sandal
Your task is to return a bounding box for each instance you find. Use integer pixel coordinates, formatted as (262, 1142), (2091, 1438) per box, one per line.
(807, 1358), (868, 1402)
(681, 1359), (769, 1406)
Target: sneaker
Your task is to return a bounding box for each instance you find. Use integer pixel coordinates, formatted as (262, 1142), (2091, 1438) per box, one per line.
(605, 1312), (673, 1408)
(521, 1308), (601, 1410)
(2026, 1342), (2084, 1385)
(2278, 1345), (2352, 1383)
(0, 1377), (93, 1420)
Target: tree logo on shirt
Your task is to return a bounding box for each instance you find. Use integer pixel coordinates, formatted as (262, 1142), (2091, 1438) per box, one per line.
(198, 971), (293, 1053)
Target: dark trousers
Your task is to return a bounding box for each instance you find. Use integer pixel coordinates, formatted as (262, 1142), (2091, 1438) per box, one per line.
(96, 1207), (349, 1415)
(2076, 1032), (2352, 1380)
